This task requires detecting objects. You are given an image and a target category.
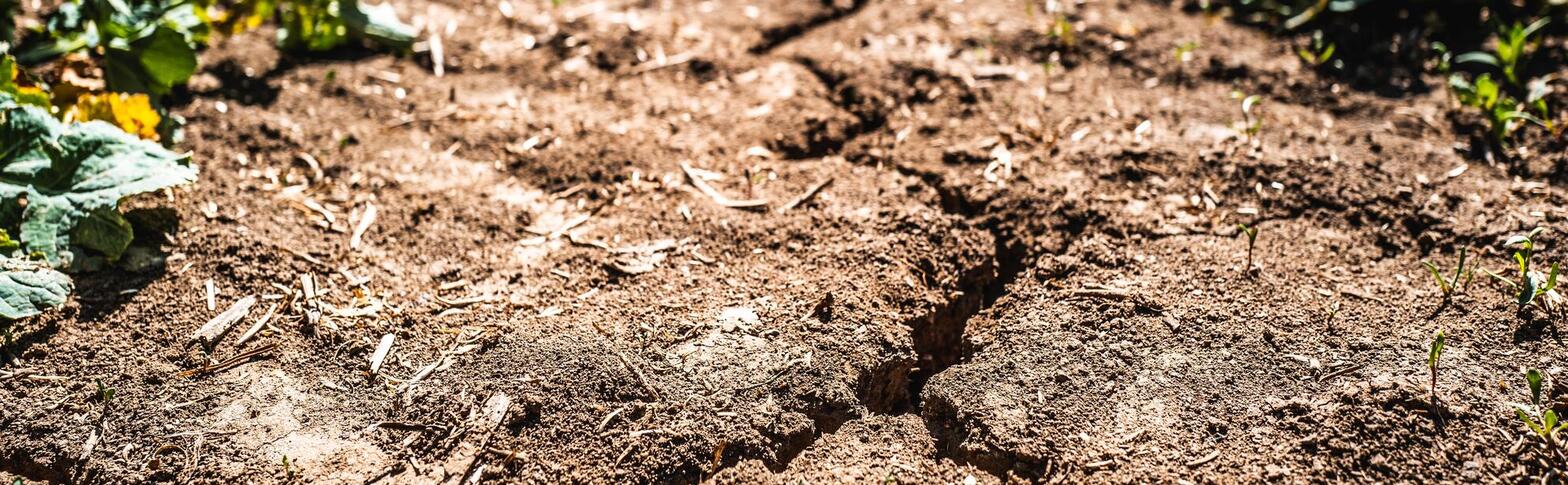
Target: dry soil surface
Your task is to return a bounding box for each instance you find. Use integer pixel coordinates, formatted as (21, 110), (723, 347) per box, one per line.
(4, 0), (1568, 483)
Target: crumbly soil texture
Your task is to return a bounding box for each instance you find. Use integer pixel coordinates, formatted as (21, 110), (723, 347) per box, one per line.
(5, 0), (1568, 483)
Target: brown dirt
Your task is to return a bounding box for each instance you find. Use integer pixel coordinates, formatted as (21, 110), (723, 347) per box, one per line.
(3, 0), (1568, 483)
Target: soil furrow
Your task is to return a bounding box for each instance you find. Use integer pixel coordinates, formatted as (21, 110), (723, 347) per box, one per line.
(749, 0), (873, 55)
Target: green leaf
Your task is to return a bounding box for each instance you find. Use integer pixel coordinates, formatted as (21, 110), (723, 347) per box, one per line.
(1523, 18), (1551, 39)
(102, 47), (154, 94)
(1423, 261), (1450, 294)
(0, 255), (71, 319)
(0, 94), (196, 265)
(1482, 267), (1519, 290)
(1519, 268), (1538, 308)
(1528, 369), (1544, 406)
(342, 0), (417, 48)
(132, 26), (197, 91)
(1545, 263), (1560, 293)
(1454, 51), (1500, 67)
(0, 228), (20, 254)
(25, 122), (196, 264)
(0, 103), (64, 178)
(1428, 331), (1444, 370)
(278, 0), (348, 51)
(1520, 407), (1547, 437)
(70, 209), (133, 260)
(1545, 410), (1559, 432)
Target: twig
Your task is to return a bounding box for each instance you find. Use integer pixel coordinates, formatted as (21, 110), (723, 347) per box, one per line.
(626, 51), (697, 75)
(233, 302), (281, 347)
(369, 334), (396, 375)
(178, 343), (278, 378)
(776, 177), (834, 213)
(1317, 364), (1364, 383)
(350, 202), (378, 251)
(680, 163), (768, 210)
(190, 296), (257, 350)
(1186, 450), (1220, 467)
(1066, 288), (1132, 299)
(613, 350), (661, 401)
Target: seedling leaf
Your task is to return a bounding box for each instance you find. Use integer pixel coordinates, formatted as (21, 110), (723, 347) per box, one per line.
(1423, 261), (1451, 294)
(1455, 51), (1500, 66)
(1520, 407), (1547, 436)
(1528, 369), (1544, 406)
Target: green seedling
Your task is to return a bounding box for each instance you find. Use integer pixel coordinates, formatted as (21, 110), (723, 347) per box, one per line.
(282, 454), (299, 480)
(1483, 228), (1561, 310)
(1049, 15), (1074, 47)
(1515, 369), (1566, 445)
(1236, 223), (1259, 275)
(1457, 19), (1549, 87)
(94, 378), (114, 404)
(1527, 76), (1558, 135)
(1296, 31), (1335, 67)
(1427, 330), (1445, 410)
(1433, 41), (1453, 74)
(1236, 94), (1263, 141)
(1449, 73), (1545, 145)
(1174, 41), (1198, 64)
(1422, 247), (1473, 300)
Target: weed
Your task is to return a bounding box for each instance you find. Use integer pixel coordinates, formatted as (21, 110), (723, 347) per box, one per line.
(1432, 41), (1453, 74)
(1483, 228), (1561, 310)
(1296, 30), (1336, 67)
(1422, 247), (1472, 300)
(1236, 223), (1258, 275)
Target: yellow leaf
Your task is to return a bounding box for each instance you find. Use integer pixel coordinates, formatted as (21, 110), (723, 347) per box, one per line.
(64, 93), (162, 141)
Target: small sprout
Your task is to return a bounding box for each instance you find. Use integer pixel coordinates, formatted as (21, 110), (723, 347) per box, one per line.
(1427, 330), (1445, 408)
(1515, 369), (1566, 445)
(1233, 93), (1264, 141)
(1527, 76), (1557, 135)
(1483, 228), (1561, 310)
(1174, 41), (1198, 64)
(1529, 368), (1545, 407)
(1432, 41), (1453, 74)
(1236, 223), (1259, 275)
(1049, 15), (1075, 47)
(94, 378), (114, 404)
(1421, 247), (1472, 300)
(1456, 19), (1549, 87)
(1449, 73), (1547, 145)
(1295, 31), (1336, 67)
(282, 454), (299, 480)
